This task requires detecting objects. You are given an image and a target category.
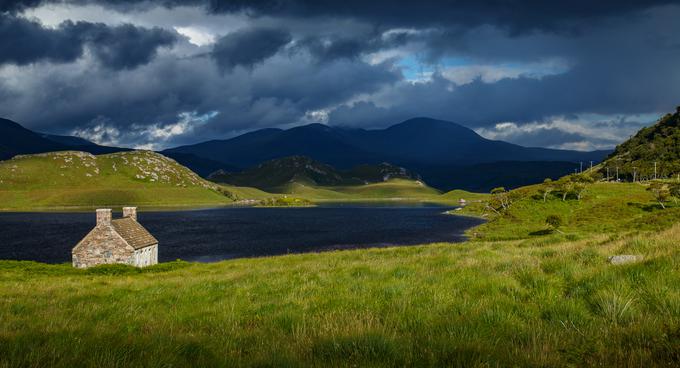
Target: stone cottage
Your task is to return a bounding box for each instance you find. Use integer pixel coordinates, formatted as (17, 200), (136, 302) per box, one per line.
(72, 207), (159, 268)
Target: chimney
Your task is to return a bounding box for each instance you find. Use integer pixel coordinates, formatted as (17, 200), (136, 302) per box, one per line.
(96, 209), (112, 227)
(123, 206), (137, 221)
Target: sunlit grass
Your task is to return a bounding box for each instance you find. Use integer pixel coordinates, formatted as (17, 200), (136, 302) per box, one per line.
(1, 223), (679, 367)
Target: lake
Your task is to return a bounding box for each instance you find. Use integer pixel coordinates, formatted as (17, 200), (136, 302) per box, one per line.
(0, 204), (484, 263)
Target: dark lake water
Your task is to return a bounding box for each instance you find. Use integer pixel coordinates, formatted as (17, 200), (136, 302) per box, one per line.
(0, 204), (484, 263)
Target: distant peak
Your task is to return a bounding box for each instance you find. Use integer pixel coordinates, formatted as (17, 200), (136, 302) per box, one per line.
(289, 123), (332, 131)
(391, 117), (464, 128)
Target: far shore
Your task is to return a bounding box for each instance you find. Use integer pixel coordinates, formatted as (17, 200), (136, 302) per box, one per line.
(0, 198), (465, 213)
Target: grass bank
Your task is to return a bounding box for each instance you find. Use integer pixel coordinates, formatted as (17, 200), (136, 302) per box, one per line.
(458, 182), (680, 241)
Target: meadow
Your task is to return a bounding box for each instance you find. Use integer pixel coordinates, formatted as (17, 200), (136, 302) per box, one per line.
(1, 180), (679, 367)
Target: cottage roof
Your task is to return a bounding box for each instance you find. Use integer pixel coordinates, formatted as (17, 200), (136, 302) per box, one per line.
(111, 217), (158, 249)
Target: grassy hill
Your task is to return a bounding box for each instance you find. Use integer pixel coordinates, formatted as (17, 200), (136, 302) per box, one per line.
(0, 151), (453, 209)
(455, 180), (680, 241)
(208, 155), (421, 192)
(0, 150), (236, 209)
(281, 178), (442, 201)
(601, 106), (680, 180)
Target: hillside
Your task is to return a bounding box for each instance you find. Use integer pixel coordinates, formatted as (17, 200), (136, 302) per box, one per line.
(0, 150), (235, 209)
(278, 178), (441, 201)
(208, 155), (420, 192)
(601, 106), (680, 180)
(165, 117), (609, 191)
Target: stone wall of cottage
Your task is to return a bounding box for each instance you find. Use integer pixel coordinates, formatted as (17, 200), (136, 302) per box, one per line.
(132, 244), (158, 267)
(72, 227), (134, 268)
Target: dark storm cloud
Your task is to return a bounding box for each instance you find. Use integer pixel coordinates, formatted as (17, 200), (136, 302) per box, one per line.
(0, 0), (43, 13)
(0, 13), (177, 69)
(0, 14), (82, 65)
(2, 0), (679, 149)
(71, 22), (177, 70)
(294, 29), (414, 63)
(211, 27), (292, 71)
(0, 50), (399, 147)
(9, 0), (676, 33)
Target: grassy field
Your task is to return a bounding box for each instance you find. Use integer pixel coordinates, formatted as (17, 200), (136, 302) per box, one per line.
(281, 179), (443, 202)
(463, 182), (680, 241)
(1, 219), (679, 367)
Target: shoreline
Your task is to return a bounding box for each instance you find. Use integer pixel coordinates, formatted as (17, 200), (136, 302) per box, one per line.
(0, 198), (463, 213)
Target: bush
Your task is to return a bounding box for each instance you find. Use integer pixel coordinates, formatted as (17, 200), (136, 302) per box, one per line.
(546, 215), (563, 229)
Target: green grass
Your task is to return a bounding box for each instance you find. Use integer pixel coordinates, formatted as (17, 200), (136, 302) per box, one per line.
(281, 179), (443, 201)
(1, 223), (680, 367)
(0, 152), (468, 210)
(0, 151), (250, 210)
(463, 182), (680, 241)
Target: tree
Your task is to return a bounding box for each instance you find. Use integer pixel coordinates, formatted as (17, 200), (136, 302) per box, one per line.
(545, 214), (564, 234)
(558, 178), (575, 201)
(647, 182), (670, 209)
(538, 178), (554, 202)
(668, 182), (680, 203)
(573, 182), (587, 201)
(490, 187), (510, 210)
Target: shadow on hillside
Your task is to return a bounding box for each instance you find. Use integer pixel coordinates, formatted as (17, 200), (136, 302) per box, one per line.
(529, 229), (553, 236)
(627, 202), (664, 212)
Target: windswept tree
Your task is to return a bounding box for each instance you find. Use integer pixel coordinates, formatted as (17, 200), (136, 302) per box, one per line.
(491, 187), (511, 210)
(558, 174), (593, 201)
(538, 178), (554, 202)
(668, 182), (680, 203)
(647, 182), (670, 209)
(573, 182), (587, 201)
(558, 178), (575, 201)
(545, 214), (564, 234)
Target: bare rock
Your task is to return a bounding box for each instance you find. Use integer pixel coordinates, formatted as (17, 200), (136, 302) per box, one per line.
(608, 255), (643, 265)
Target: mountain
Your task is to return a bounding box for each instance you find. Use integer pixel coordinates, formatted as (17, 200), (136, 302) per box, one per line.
(0, 150), (236, 210)
(208, 155), (420, 192)
(1, 118), (235, 177)
(0, 117), (131, 160)
(166, 117), (609, 191)
(0, 118), (71, 160)
(600, 106), (680, 180)
(39, 133), (98, 147)
(167, 118), (608, 168)
(40, 132), (131, 155)
(161, 152), (239, 177)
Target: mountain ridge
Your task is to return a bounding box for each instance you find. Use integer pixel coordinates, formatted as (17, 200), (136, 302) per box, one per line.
(208, 155), (421, 192)
(1, 116), (611, 191)
(165, 117), (609, 190)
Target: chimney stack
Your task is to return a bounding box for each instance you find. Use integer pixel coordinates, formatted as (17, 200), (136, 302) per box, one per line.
(96, 209), (111, 227)
(123, 206), (137, 221)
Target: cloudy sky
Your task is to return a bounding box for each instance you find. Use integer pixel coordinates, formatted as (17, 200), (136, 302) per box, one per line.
(1, 0), (679, 150)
